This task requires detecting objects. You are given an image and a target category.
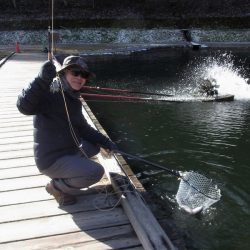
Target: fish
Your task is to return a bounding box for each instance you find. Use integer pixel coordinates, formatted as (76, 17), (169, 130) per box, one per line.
(180, 205), (203, 215)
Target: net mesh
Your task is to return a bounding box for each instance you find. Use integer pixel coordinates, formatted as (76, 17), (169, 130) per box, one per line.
(176, 171), (221, 212)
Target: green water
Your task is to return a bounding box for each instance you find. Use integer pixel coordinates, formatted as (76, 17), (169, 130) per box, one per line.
(86, 48), (250, 250)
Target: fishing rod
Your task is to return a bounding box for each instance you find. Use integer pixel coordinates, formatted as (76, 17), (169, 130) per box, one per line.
(81, 92), (179, 103)
(81, 92), (154, 101)
(82, 85), (174, 97)
(117, 150), (180, 177)
(48, 26), (52, 61)
(48, 0), (54, 61)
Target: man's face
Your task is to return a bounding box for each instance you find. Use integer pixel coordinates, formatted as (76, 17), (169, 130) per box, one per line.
(65, 67), (88, 91)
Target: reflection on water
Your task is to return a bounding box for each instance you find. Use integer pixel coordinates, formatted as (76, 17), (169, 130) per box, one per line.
(86, 48), (250, 250)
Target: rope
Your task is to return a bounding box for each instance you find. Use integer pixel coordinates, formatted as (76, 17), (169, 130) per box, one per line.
(92, 174), (145, 212)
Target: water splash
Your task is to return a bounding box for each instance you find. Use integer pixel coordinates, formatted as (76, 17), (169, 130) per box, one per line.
(177, 53), (250, 100)
(202, 54), (250, 100)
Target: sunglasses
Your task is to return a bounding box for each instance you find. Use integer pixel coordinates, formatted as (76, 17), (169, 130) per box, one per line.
(69, 69), (90, 79)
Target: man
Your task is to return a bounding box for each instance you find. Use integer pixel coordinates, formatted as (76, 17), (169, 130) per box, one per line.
(17, 55), (117, 206)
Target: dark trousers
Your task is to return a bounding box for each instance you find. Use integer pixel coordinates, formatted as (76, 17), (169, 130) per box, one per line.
(41, 141), (104, 195)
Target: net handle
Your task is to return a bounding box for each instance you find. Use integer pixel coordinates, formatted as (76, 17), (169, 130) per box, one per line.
(115, 150), (180, 177)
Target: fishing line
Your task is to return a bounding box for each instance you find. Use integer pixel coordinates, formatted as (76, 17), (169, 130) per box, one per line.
(92, 171), (146, 212)
(51, 0), (54, 54)
(48, 0), (55, 60)
(56, 76), (89, 158)
(48, 0), (88, 158)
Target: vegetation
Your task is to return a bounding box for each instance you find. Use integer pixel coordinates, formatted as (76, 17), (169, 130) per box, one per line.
(0, 0), (249, 30)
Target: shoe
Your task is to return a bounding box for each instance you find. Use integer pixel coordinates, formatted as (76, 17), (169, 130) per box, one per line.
(45, 181), (77, 206)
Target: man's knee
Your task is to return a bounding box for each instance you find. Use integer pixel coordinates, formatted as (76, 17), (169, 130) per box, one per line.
(69, 162), (104, 188)
(93, 162), (105, 182)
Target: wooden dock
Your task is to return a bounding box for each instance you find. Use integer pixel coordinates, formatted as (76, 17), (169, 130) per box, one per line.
(0, 53), (176, 250)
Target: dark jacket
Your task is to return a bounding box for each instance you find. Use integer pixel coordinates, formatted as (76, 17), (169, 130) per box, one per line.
(17, 77), (110, 170)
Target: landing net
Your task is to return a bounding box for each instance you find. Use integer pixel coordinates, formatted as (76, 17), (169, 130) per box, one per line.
(176, 171), (221, 212)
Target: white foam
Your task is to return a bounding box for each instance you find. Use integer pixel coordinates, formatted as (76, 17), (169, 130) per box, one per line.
(204, 63), (250, 100)
(175, 53), (250, 100)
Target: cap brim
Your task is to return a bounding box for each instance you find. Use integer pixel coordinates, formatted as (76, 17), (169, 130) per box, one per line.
(57, 63), (95, 78)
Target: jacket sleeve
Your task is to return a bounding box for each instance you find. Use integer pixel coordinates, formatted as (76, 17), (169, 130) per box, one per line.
(78, 114), (111, 146)
(81, 122), (117, 151)
(16, 77), (50, 115)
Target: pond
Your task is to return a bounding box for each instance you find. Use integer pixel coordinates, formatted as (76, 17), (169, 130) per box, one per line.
(85, 47), (250, 250)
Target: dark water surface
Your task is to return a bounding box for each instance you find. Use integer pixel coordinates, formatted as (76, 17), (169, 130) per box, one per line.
(86, 48), (250, 250)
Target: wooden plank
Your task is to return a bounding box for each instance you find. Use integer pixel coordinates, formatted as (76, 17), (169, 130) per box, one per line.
(0, 156), (35, 169)
(0, 109), (24, 114)
(0, 141), (33, 152)
(110, 173), (176, 250)
(56, 235), (141, 250)
(0, 175), (110, 192)
(0, 224), (138, 250)
(0, 207), (129, 243)
(0, 98), (19, 102)
(0, 175), (50, 192)
(0, 95), (19, 99)
(0, 124), (33, 133)
(0, 148), (34, 160)
(0, 110), (21, 115)
(0, 165), (39, 179)
(0, 193), (119, 223)
(0, 101), (18, 105)
(0, 120), (32, 128)
(0, 94), (18, 97)
(0, 182), (112, 207)
(0, 117), (32, 123)
(0, 136), (33, 145)
(0, 187), (51, 206)
(0, 100), (19, 104)
(0, 130), (32, 139)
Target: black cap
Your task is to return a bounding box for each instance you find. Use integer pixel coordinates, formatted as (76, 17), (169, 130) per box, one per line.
(57, 55), (94, 77)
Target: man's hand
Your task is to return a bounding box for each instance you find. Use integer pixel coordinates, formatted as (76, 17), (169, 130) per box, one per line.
(38, 61), (56, 84)
(101, 139), (118, 156)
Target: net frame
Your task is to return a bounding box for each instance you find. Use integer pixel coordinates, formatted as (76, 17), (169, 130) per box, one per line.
(176, 171), (221, 212)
